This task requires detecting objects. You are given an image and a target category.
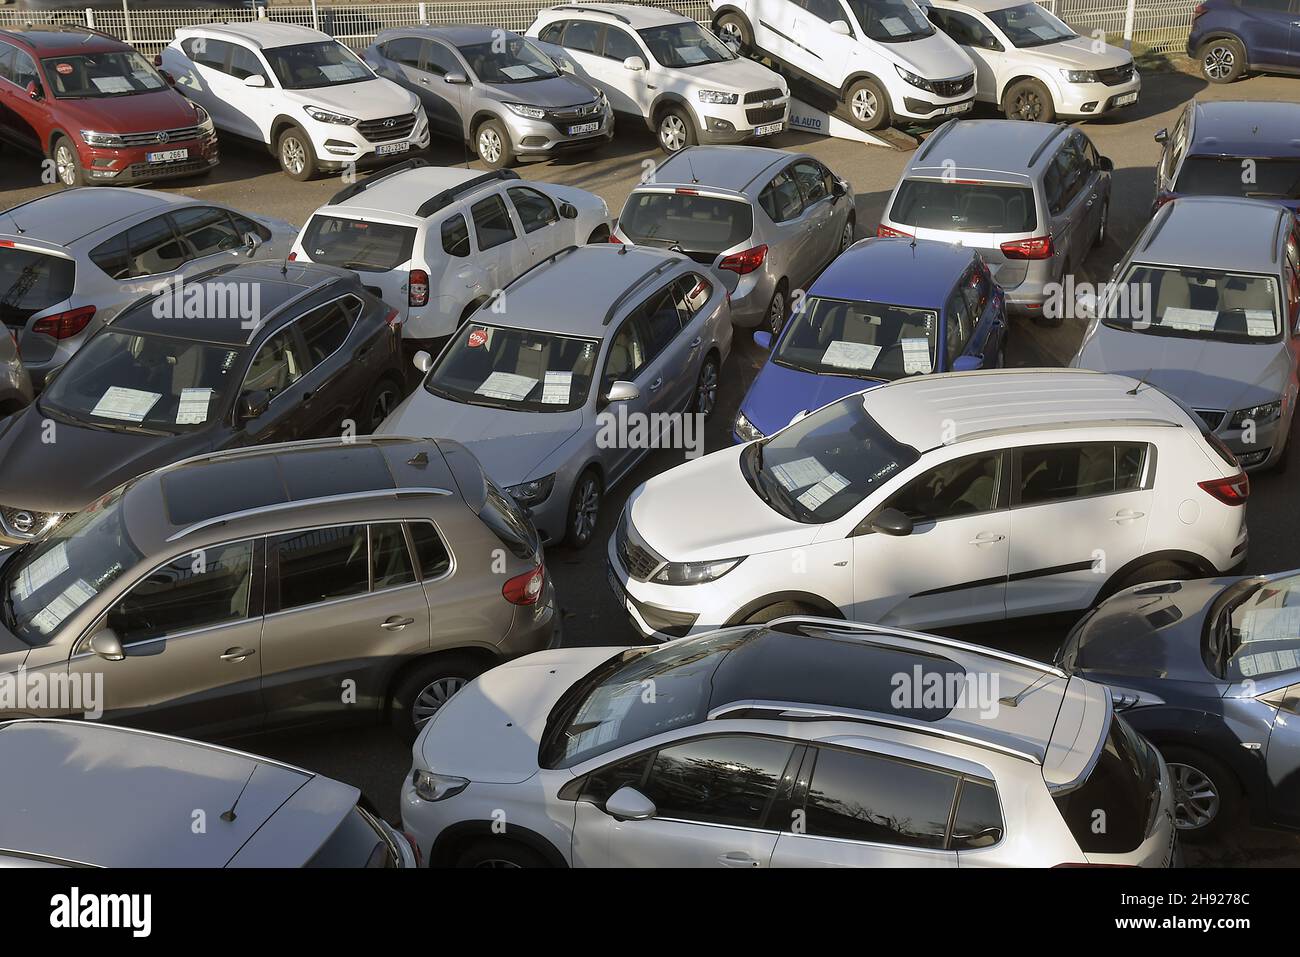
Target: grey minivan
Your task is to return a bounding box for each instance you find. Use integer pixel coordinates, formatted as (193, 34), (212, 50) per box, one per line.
(878, 119), (1111, 323)
(0, 436), (558, 740)
(1072, 195), (1300, 471)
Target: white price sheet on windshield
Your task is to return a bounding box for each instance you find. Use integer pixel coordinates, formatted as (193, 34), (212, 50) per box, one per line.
(476, 372), (537, 402)
(770, 456), (830, 491)
(822, 340), (881, 370)
(902, 338), (932, 374)
(92, 387), (161, 423)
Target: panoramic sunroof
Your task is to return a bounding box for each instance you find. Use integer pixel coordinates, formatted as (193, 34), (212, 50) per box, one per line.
(277, 445), (394, 501)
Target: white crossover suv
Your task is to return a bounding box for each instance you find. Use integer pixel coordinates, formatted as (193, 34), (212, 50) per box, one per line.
(401, 618), (1179, 868)
(608, 368), (1250, 640)
(528, 3), (789, 153)
(161, 21), (430, 179)
(290, 161), (611, 343)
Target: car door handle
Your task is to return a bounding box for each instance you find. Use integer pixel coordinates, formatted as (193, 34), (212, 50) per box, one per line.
(381, 616), (416, 631)
(1111, 509), (1145, 523)
(689, 337), (702, 349)
(301, 390), (314, 403)
(969, 532), (1006, 545)
(649, 377), (663, 391)
(219, 647), (256, 662)
(717, 852), (760, 868)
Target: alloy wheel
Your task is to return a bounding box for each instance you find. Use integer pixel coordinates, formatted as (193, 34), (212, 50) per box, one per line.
(1204, 46), (1234, 80)
(281, 137), (306, 176)
(659, 115), (687, 152)
(851, 89), (878, 123)
(696, 361), (719, 418)
(478, 128), (502, 165)
(1169, 762), (1220, 830)
(55, 145), (77, 185)
(1013, 91), (1043, 121)
(768, 289), (786, 334)
(840, 220), (854, 252)
(411, 676), (468, 728)
(571, 476), (601, 544)
(369, 384), (399, 430)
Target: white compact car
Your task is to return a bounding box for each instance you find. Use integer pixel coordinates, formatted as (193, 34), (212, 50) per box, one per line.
(528, 3), (789, 153)
(609, 368), (1250, 640)
(710, 0), (975, 130)
(927, 0), (1139, 121)
(161, 22), (431, 180)
(401, 618), (1179, 868)
(290, 161), (611, 342)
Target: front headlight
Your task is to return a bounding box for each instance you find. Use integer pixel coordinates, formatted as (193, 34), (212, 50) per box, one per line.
(653, 557), (744, 585)
(506, 474), (556, 508)
(80, 130), (124, 148)
(194, 105), (215, 132)
(304, 105), (358, 125)
(894, 65), (934, 93)
(698, 89), (739, 104)
(504, 102), (547, 119)
(411, 769), (470, 802)
(734, 410), (764, 442)
(1230, 400), (1283, 429)
(1061, 69), (1099, 83)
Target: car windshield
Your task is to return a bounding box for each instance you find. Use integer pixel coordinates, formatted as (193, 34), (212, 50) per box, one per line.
(457, 37), (560, 82)
(1103, 264), (1280, 341)
(847, 0), (935, 42)
(2, 485), (141, 646)
(264, 41), (373, 90)
(1211, 574), (1300, 681)
(618, 192), (753, 259)
(890, 179), (1037, 233)
(40, 329), (243, 434)
(1175, 157), (1300, 202)
(986, 3), (1076, 47)
(539, 627), (756, 768)
(0, 247), (75, 328)
(638, 21), (735, 67)
(300, 215), (417, 272)
(774, 296), (938, 381)
(741, 395), (919, 523)
(41, 52), (168, 97)
(424, 323), (599, 412)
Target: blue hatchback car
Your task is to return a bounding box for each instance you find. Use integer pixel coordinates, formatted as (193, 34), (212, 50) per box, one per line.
(1058, 571), (1300, 841)
(733, 237), (1007, 443)
(1188, 0), (1300, 84)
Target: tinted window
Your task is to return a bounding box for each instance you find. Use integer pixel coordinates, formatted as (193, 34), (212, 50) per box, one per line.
(1174, 156), (1300, 202)
(424, 41), (462, 76)
(934, 8), (998, 47)
(441, 215), (470, 257)
(581, 752), (653, 805)
(297, 297), (357, 365)
(1054, 714), (1159, 853)
(407, 521), (451, 579)
(301, 215), (416, 272)
(950, 779), (1004, 849)
(231, 214), (271, 243)
(121, 215), (190, 278)
(803, 747), (957, 848)
(1017, 443), (1147, 505)
(803, 0), (847, 22)
(618, 192), (754, 257)
(791, 160), (829, 204)
(10, 50), (37, 89)
(538, 21), (566, 44)
(759, 170), (804, 222)
(642, 736), (795, 827)
(273, 525), (370, 610)
(636, 285), (683, 357)
(185, 37), (230, 70)
(507, 186), (559, 234)
(962, 264), (990, 315)
(562, 20), (601, 53)
(107, 540), (254, 645)
(602, 27), (641, 61)
(371, 523), (416, 589)
(243, 327), (307, 399)
(887, 452), (1003, 521)
(0, 248), (75, 324)
(228, 45), (266, 81)
(383, 36), (423, 68)
(170, 206), (244, 258)
(1049, 140), (1087, 213)
(890, 180), (1036, 232)
(0, 44), (16, 84)
(471, 195), (517, 251)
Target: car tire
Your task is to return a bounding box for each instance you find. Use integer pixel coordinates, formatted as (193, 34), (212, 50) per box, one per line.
(1093, 199), (1108, 249)
(362, 375), (404, 433)
(277, 126), (317, 180)
(1160, 746), (1242, 841)
(455, 838), (551, 868)
(1003, 79), (1055, 123)
(564, 468), (603, 549)
(742, 600), (821, 624)
(475, 119), (515, 169)
(51, 135), (84, 188)
(586, 223), (611, 244)
(844, 77), (889, 131)
(714, 11), (753, 53)
(765, 281), (789, 335)
(1095, 560), (1194, 605)
(691, 352), (720, 420)
(1199, 38), (1246, 83)
(656, 107), (696, 154)
(389, 654), (486, 742)
(838, 215), (856, 254)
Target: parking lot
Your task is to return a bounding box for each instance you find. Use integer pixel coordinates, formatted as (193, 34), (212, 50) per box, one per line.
(4, 65), (1298, 866)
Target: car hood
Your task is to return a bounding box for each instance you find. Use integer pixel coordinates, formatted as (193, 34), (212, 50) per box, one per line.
(292, 78), (418, 119)
(417, 646), (626, 784)
(742, 360), (882, 438)
(679, 56), (784, 93)
(50, 87), (205, 134)
(627, 444), (818, 561)
(377, 390), (582, 485)
(1075, 327), (1291, 411)
(480, 73), (599, 108)
(1020, 37), (1134, 71)
(885, 30), (973, 79)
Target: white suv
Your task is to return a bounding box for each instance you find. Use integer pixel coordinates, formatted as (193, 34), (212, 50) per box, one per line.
(289, 161), (611, 343)
(710, 0), (975, 130)
(608, 368), (1250, 640)
(161, 22), (430, 180)
(528, 3), (789, 154)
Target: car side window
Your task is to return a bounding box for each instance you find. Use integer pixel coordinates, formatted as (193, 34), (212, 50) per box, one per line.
(371, 522), (417, 590)
(672, 274), (712, 321)
(562, 19), (602, 53)
(297, 297), (358, 366)
(507, 186), (560, 234)
(791, 160), (829, 205)
(802, 0), (848, 24)
(231, 213), (271, 243)
(105, 540), (256, 646)
(228, 44), (267, 82)
(944, 287), (971, 365)
(114, 215), (190, 278)
(470, 194), (517, 251)
(603, 317), (649, 388)
(960, 264), (989, 316)
(885, 452), (1005, 521)
(799, 746), (958, 849)
(184, 37), (231, 72)
(641, 736), (795, 828)
(537, 21), (567, 44)
(1016, 442), (1149, 506)
(759, 170), (804, 223)
(1049, 141), (1086, 214)
(580, 752), (653, 805)
(272, 525), (370, 611)
(602, 27), (641, 61)
(169, 206), (244, 258)
(243, 327), (307, 399)
(407, 521), (451, 579)
(635, 285), (685, 358)
(9, 49), (37, 88)
(950, 779), (1005, 849)
(0, 44), (15, 85)
(935, 9), (1000, 49)
(424, 40), (462, 77)
(441, 214), (471, 257)
(383, 36), (423, 68)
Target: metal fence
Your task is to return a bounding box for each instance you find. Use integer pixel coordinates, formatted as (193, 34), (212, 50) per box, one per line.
(0, 0), (1195, 57)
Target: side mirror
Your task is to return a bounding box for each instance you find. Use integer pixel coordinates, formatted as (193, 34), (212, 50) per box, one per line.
(160, 69), (176, 86)
(559, 201), (578, 219)
(951, 354), (983, 372)
(444, 72), (468, 85)
(830, 19), (851, 36)
(869, 507), (914, 536)
(412, 350), (434, 374)
(1098, 156), (1114, 172)
(89, 629), (125, 662)
(26, 80), (42, 101)
(605, 380), (640, 403)
(1153, 128), (1168, 144)
(753, 330), (773, 350)
(238, 388), (271, 422)
(243, 231), (263, 256)
(832, 179), (847, 198)
(623, 56), (646, 72)
(604, 786), (656, 821)
(243, 74), (267, 88)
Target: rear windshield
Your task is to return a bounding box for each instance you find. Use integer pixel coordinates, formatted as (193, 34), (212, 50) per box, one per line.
(619, 192), (753, 258)
(300, 215), (416, 272)
(890, 179), (1037, 233)
(306, 808), (397, 868)
(1175, 157), (1300, 202)
(1053, 713), (1161, 854)
(0, 248), (75, 327)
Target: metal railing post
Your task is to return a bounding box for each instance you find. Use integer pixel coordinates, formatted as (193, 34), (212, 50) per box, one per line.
(85, 8), (95, 28)
(121, 0), (134, 47)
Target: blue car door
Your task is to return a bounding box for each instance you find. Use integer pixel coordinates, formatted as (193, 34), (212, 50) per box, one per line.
(1236, 0), (1300, 66)
(962, 260), (1006, 367)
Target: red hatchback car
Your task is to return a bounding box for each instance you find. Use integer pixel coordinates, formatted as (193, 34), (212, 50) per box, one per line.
(0, 24), (219, 186)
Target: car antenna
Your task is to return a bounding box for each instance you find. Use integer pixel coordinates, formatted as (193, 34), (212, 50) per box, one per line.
(684, 150), (699, 184)
(1127, 369), (1151, 395)
(3, 210), (25, 235)
(220, 767), (258, 822)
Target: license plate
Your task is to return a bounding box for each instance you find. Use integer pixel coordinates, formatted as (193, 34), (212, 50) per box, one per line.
(375, 142), (410, 156)
(146, 148), (188, 163)
(607, 565), (628, 610)
(944, 101), (973, 115)
(1115, 91), (1138, 106)
(568, 122), (600, 135)
(754, 122), (783, 136)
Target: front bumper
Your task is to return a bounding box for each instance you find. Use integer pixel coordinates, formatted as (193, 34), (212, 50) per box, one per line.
(896, 94), (974, 122)
(1057, 74), (1141, 118)
(80, 134), (219, 184)
(506, 108), (614, 156)
(312, 113), (431, 169)
(1218, 414), (1286, 471)
(606, 535), (721, 641)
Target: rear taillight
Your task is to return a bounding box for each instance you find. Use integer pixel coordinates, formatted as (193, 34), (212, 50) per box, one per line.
(1198, 473), (1250, 505)
(32, 305), (95, 340)
(1000, 236), (1054, 260)
(408, 268), (429, 307)
(502, 564), (545, 606)
(287, 250), (297, 261)
(608, 233), (623, 244)
(718, 244), (768, 275)
(876, 223), (911, 238)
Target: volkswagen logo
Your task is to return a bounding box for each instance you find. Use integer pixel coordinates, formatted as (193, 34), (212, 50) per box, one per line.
(156, 131), (170, 144)
(10, 511), (34, 534)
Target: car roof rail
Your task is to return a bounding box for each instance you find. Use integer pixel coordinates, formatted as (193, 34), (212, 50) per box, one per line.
(601, 255), (680, 326)
(1026, 124), (1068, 169)
(549, 4), (633, 23)
(328, 158), (432, 205)
(414, 169), (522, 218)
(914, 119), (958, 163)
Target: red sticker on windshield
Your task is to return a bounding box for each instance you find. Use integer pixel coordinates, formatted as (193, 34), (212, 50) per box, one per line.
(56, 63), (73, 75)
(467, 329), (489, 348)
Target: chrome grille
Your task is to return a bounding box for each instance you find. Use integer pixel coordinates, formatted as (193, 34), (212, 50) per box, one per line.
(616, 515), (661, 582)
(122, 158), (209, 179)
(546, 99), (603, 122)
(357, 113), (418, 143)
(0, 505), (57, 539)
(1194, 409), (1226, 431)
(744, 87), (783, 104)
(118, 126), (203, 147)
(933, 74), (975, 97)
